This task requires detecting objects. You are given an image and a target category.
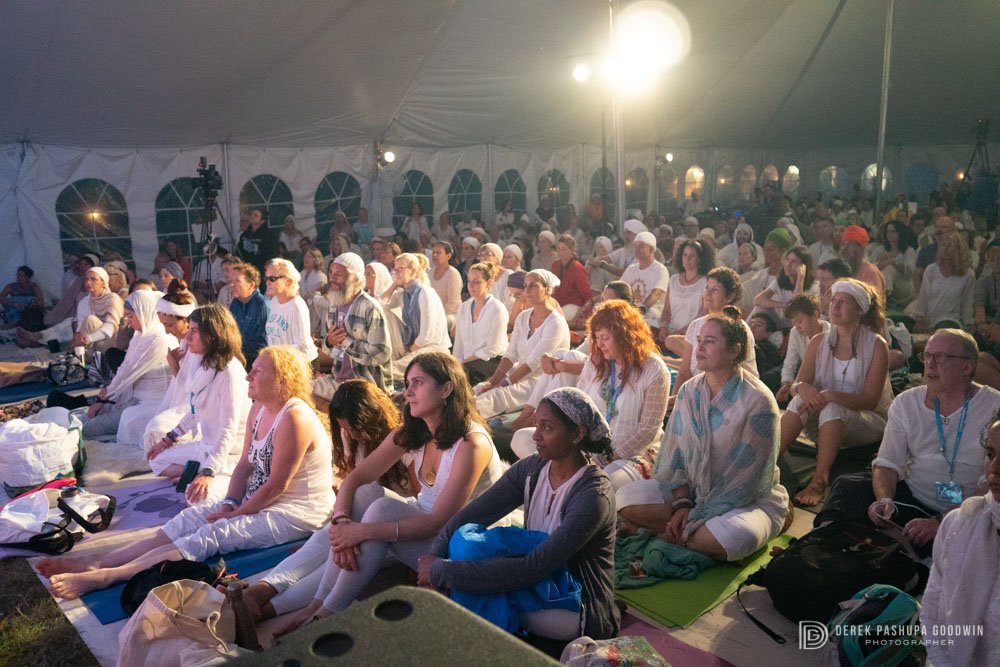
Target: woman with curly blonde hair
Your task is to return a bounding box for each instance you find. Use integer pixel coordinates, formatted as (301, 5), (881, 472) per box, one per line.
(914, 230), (975, 332)
(41, 344), (334, 600)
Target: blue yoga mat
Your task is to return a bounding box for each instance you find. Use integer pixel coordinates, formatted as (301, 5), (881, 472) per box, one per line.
(80, 538), (307, 625)
(0, 380), (89, 405)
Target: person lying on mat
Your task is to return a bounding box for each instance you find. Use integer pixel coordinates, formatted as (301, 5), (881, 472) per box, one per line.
(616, 308), (791, 562)
(269, 352), (504, 637)
(39, 345), (333, 599)
(418, 387), (620, 641)
(233, 378), (412, 624)
(80, 290), (175, 445)
(145, 304), (252, 504)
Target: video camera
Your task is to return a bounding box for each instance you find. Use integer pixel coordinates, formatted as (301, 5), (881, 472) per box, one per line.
(192, 157), (223, 220)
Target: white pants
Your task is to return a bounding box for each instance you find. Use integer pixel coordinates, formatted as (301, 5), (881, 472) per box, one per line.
(163, 499), (319, 562)
(512, 428), (643, 490)
(615, 478), (789, 561)
(392, 345), (451, 379)
(475, 373), (540, 419)
(786, 396), (886, 448)
(314, 484), (431, 613)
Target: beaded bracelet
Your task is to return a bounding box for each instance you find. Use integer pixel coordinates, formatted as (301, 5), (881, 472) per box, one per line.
(671, 497), (694, 510)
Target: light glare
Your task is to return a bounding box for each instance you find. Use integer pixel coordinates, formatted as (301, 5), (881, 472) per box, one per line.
(383, 151), (395, 163)
(572, 63), (591, 82)
(603, 1), (690, 95)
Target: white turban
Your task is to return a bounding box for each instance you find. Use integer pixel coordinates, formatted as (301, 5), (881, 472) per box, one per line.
(86, 266), (110, 286)
(528, 268), (561, 289)
(156, 298), (196, 318)
(634, 231), (657, 249)
(594, 236), (613, 254)
(623, 219), (647, 236)
(462, 236), (480, 249)
(479, 243), (503, 263)
(538, 230), (556, 245)
(333, 252), (365, 278)
(684, 216), (700, 227)
(504, 244), (523, 261)
(831, 280), (871, 313)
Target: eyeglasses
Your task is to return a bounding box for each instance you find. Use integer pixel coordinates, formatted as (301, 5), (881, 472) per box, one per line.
(918, 352), (973, 365)
(265, 275), (287, 283)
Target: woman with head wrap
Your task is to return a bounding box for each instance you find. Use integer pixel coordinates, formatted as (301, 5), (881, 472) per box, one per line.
(531, 230), (557, 272)
(587, 236), (615, 297)
(17, 265), (124, 350)
(82, 290), (176, 444)
(617, 308), (790, 562)
(475, 269), (570, 419)
(158, 261), (186, 292)
(365, 261), (394, 303)
(419, 387), (620, 640)
(780, 279), (892, 506)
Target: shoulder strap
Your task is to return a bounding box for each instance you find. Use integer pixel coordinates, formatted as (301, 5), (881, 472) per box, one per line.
(736, 579), (786, 644)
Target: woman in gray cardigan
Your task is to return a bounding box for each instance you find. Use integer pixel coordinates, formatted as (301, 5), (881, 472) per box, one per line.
(418, 387), (619, 640)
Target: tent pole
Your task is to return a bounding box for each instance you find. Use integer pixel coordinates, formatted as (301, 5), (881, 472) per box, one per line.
(610, 0), (625, 233)
(873, 0), (895, 218)
(486, 142), (493, 226)
(223, 142), (234, 229)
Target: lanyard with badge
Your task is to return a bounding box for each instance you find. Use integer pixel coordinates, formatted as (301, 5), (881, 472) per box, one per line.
(933, 394), (969, 504)
(604, 361), (623, 424)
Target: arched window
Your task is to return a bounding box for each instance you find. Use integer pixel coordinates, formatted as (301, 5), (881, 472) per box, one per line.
(155, 178), (207, 271)
(716, 165), (736, 204)
(394, 170), (434, 230)
(761, 164), (779, 187)
(537, 169), (570, 219)
(656, 165), (678, 212)
(684, 166), (705, 200)
(862, 163), (893, 194)
(314, 171), (362, 247)
(590, 167), (616, 214)
(447, 169), (483, 223)
(905, 162), (939, 199)
(782, 165), (800, 195)
(239, 174), (294, 232)
(494, 169), (527, 218)
(56, 178), (132, 268)
(739, 165), (757, 201)
(819, 165), (853, 197)
(625, 167), (649, 214)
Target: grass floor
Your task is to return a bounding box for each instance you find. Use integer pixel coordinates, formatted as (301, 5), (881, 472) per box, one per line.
(0, 558), (98, 667)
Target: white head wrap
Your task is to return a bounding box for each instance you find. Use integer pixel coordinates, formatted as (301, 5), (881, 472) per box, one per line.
(831, 280), (871, 313)
(527, 268), (561, 289)
(86, 266), (110, 286)
(462, 236), (481, 250)
(125, 290), (165, 335)
(684, 216), (700, 227)
(538, 230), (556, 245)
(623, 219), (647, 236)
(634, 231), (657, 249)
(333, 252), (365, 279)
(698, 227), (716, 241)
(366, 261), (393, 297)
(503, 244), (523, 261)
(156, 297), (196, 318)
(162, 261), (184, 279)
(594, 236), (613, 253)
(479, 243), (503, 263)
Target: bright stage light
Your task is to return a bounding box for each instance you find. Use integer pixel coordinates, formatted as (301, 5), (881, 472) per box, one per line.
(572, 63), (591, 82)
(602, 1), (690, 95)
(383, 151), (395, 164)
(665, 152), (674, 162)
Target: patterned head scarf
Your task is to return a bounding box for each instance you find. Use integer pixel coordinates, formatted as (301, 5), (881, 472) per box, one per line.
(542, 387), (610, 442)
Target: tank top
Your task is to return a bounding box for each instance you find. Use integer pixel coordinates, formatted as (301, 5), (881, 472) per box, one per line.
(408, 422), (504, 514)
(244, 398), (334, 515)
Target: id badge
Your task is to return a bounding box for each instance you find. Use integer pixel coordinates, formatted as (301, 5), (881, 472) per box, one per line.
(935, 480), (964, 504)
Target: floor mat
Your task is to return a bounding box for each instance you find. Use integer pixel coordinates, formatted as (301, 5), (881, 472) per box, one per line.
(620, 612), (734, 667)
(615, 534), (793, 629)
(80, 538), (307, 625)
(0, 379), (89, 404)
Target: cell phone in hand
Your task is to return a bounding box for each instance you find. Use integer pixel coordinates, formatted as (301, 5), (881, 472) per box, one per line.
(176, 460), (200, 493)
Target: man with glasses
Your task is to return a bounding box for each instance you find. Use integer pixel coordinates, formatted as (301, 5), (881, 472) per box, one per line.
(815, 329), (1000, 555)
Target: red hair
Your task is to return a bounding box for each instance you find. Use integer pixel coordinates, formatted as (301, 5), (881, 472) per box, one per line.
(587, 300), (660, 387)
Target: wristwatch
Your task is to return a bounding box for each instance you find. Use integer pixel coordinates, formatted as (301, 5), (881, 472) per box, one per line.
(199, 468), (216, 478)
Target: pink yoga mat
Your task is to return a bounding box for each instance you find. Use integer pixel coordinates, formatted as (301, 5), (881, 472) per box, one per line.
(620, 613), (735, 667)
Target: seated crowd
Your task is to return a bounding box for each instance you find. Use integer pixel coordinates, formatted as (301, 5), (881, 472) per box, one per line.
(16, 191), (1000, 660)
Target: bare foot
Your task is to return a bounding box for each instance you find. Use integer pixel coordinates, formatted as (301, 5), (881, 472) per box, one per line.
(794, 478), (828, 507)
(50, 569), (113, 599)
(273, 601), (323, 640)
(37, 556), (97, 577)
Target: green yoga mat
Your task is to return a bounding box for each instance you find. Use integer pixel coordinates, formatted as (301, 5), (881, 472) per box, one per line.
(616, 533), (794, 629)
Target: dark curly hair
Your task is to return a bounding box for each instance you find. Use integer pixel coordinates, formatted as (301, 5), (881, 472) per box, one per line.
(393, 352), (488, 452)
(672, 239), (715, 276)
(328, 379), (407, 493)
(776, 246), (815, 291)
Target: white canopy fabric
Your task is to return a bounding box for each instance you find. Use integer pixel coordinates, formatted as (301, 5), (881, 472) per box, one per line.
(0, 1), (997, 296)
(2, 0), (997, 148)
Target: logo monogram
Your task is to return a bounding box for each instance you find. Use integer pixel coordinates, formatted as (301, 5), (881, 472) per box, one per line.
(799, 621), (829, 650)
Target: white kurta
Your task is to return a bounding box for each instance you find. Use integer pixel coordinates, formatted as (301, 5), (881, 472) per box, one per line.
(452, 296), (509, 362)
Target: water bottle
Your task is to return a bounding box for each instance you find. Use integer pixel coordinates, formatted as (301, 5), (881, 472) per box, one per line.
(73, 346), (85, 366)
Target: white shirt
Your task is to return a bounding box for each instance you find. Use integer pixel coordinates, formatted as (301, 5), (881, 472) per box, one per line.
(872, 385), (1000, 512)
(453, 296), (509, 362)
(664, 273), (706, 331)
(621, 260), (670, 327)
(505, 308), (570, 373)
(915, 264), (975, 328)
(808, 241), (836, 267)
(266, 295), (318, 361)
(428, 265), (463, 317)
(781, 320), (831, 384)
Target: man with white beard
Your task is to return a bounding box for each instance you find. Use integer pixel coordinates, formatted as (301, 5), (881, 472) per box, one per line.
(313, 252), (394, 399)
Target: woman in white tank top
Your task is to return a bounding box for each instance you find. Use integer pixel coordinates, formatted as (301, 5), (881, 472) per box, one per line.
(272, 351), (504, 638)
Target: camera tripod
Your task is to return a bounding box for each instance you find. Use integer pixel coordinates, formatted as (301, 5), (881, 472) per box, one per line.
(959, 119), (997, 228)
(190, 201), (237, 301)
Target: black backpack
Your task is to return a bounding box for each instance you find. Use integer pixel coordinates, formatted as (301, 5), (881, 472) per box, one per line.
(737, 521), (929, 643)
(120, 558), (233, 616)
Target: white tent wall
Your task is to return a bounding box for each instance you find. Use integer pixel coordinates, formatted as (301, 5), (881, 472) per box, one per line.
(2, 139), (996, 298)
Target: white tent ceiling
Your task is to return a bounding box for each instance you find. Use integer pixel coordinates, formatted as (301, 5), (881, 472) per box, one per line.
(2, 0), (997, 150)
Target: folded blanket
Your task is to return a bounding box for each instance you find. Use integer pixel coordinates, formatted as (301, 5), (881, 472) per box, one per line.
(615, 529), (714, 588)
